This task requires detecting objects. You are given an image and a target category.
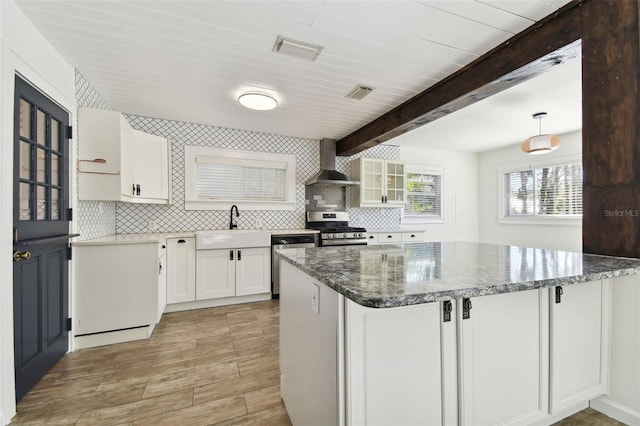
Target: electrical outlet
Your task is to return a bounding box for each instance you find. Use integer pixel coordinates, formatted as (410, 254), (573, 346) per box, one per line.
(148, 220), (157, 232)
(255, 218), (263, 229)
(312, 284), (320, 315)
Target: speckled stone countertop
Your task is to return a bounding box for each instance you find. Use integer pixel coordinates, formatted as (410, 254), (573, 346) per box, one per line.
(276, 241), (640, 308)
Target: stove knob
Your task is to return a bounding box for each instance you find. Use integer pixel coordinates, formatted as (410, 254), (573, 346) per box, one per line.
(343, 233), (348, 238)
(327, 233), (334, 238)
(356, 233), (362, 238)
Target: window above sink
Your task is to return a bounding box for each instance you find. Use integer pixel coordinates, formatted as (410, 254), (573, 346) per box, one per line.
(184, 146), (296, 211)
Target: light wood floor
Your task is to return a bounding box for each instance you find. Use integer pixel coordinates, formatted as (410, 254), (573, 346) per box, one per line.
(10, 299), (624, 426)
(11, 300), (291, 425)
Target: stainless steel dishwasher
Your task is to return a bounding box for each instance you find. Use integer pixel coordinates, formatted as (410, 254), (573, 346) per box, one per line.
(271, 233), (317, 298)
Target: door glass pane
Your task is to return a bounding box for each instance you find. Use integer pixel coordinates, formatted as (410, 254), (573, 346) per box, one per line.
(51, 189), (60, 220)
(37, 185), (47, 220)
(51, 119), (60, 152)
(37, 109), (46, 145)
(51, 153), (60, 186)
(20, 141), (31, 180)
(20, 183), (31, 220)
(20, 99), (32, 139)
(37, 148), (46, 183)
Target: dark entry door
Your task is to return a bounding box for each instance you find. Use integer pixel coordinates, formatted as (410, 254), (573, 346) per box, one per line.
(13, 75), (72, 401)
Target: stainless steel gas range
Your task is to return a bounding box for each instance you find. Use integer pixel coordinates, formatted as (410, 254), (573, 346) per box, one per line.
(306, 211), (368, 247)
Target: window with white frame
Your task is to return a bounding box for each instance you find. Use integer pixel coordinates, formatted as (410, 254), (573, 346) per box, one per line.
(402, 166), (444, 223)
(503, 161), (582, 218)
(184, 146), (296, 210)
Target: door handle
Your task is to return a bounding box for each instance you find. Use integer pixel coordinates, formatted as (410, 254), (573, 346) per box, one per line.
(13, 251), (31, 262)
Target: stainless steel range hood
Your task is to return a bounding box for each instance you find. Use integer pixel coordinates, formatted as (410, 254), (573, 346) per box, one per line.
(305, 139), (360, 186)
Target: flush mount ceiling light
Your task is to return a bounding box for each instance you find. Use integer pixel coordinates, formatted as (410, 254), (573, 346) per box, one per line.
(238, 92), (278, 111)
(520, 112), (560, 155)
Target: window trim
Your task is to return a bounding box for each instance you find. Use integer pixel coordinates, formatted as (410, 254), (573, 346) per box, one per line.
(401, 164), (445, 224)
(184, 146), (296, 211)
(498, 154), (582, 226)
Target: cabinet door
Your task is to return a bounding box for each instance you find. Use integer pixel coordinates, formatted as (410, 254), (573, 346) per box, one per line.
(235, 247), (270, 296)
(385, 160), (406, 204)
(549, 280), (608, 413)
(166, 238), (196, 304)
(361, 158), (385, 204)
(459, 289), (548, 426)
(346, 300), (446, 425)
(196, 249), (235, 300)
(132, 130), (169, 200)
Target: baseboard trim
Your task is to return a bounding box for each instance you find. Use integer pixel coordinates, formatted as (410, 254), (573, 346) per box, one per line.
(164, 294), (271, 313)
(590, 396), (640, 425)
(74, 326), (153, 349)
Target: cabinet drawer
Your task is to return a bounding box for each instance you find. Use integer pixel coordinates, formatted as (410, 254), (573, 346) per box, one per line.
(402, 231), (424, 243)
(377, 232), (402, 244)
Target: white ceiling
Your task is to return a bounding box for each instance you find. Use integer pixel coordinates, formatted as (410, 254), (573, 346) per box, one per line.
(16, 0), (574, 149)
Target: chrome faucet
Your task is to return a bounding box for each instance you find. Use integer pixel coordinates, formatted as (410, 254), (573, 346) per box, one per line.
(230, 205), (239, 229)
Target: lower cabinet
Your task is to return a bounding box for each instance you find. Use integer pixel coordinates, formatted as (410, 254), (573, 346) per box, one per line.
(166, 237), (196, 304)
(459, 289), (548, 425)
(346, 280), (609, 426)
(196, 247), (270, 300)
(550, 280), (609, 413)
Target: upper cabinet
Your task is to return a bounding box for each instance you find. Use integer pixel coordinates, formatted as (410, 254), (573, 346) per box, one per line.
(351, 158), (406, 208)
(78, 107), (171, 204)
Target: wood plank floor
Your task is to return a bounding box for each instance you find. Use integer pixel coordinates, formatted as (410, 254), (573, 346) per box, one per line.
(10, 299), (624, 426)
(11, 300), (291, 426)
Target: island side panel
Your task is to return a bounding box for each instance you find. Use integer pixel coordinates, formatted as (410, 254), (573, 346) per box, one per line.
(279, 260), (341, 426)
(591, 275), (640, 424)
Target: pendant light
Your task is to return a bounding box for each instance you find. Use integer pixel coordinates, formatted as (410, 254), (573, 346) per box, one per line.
(520, 112), (560, 155)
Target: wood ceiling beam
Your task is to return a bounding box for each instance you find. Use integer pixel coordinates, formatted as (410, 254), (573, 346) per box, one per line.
(335, 1), (583, 156)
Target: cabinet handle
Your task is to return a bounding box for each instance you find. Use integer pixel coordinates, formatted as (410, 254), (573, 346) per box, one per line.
(159, 262), (162, 275)
(443, 300), (452, 322)
(387, 235), (393, 239)
(136, 184), (141, 196)
(462, 298), (472, 320)
(555, 286), (563, 304)
(132, 184), (136, 195)
(384, 195), (388, 203)
(237, 250), (242, 261)
(177, 239), (186, 244)
(410, 234), (415, 238)
(229, 250), (234, 261)
(369, 235), (375, 239)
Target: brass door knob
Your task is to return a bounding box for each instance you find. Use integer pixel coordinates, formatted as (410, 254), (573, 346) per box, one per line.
(13, 251), (31, 262)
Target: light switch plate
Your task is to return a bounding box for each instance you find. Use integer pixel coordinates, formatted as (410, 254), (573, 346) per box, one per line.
(312, 284), (320, 315)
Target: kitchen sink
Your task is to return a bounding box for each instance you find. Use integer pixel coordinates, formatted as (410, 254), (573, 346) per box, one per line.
(196, 229), (271, 249)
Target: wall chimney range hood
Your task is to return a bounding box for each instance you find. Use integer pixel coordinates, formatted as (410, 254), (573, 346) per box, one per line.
(305, 139), (360, 187)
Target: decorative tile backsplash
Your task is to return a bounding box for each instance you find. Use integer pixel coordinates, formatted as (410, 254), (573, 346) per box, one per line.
(74, 71), (401, 236)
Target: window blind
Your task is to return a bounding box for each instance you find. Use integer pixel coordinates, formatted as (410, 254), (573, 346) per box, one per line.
(504, 163), (582, 217)
(405, 172), (442, 217)
(196, 160), (286, 201)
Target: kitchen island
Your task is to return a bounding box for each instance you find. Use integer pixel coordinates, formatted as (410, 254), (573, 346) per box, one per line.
(277, 242), (640, 426)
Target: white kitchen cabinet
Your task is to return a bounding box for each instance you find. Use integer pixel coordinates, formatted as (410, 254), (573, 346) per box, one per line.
(351, 158), (406, 207)
(346, 298), (457, 426)
(166, 237), (196, 304)
(196, 247), (269, 300)
(73, 241), (164, 346)
(459, 289), (549, 426)
(549, 280), (609, 413)
(367, 230), (425, 245)
(78, 107), (170, 204)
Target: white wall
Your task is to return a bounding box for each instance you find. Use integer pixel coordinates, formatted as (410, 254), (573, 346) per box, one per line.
(0, 1), (76, 423)
(399, 146), (479, 242)
(477, 130), (582, 252)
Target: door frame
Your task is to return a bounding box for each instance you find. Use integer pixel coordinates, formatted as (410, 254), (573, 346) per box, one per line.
(0, 44), (77, 422)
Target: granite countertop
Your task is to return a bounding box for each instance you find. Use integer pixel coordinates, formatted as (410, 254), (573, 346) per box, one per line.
(276, 241), (640, 308)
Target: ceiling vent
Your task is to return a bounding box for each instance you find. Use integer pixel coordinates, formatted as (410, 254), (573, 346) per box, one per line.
(345, 84), (374, 100)
(273, 36), (323, 61)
